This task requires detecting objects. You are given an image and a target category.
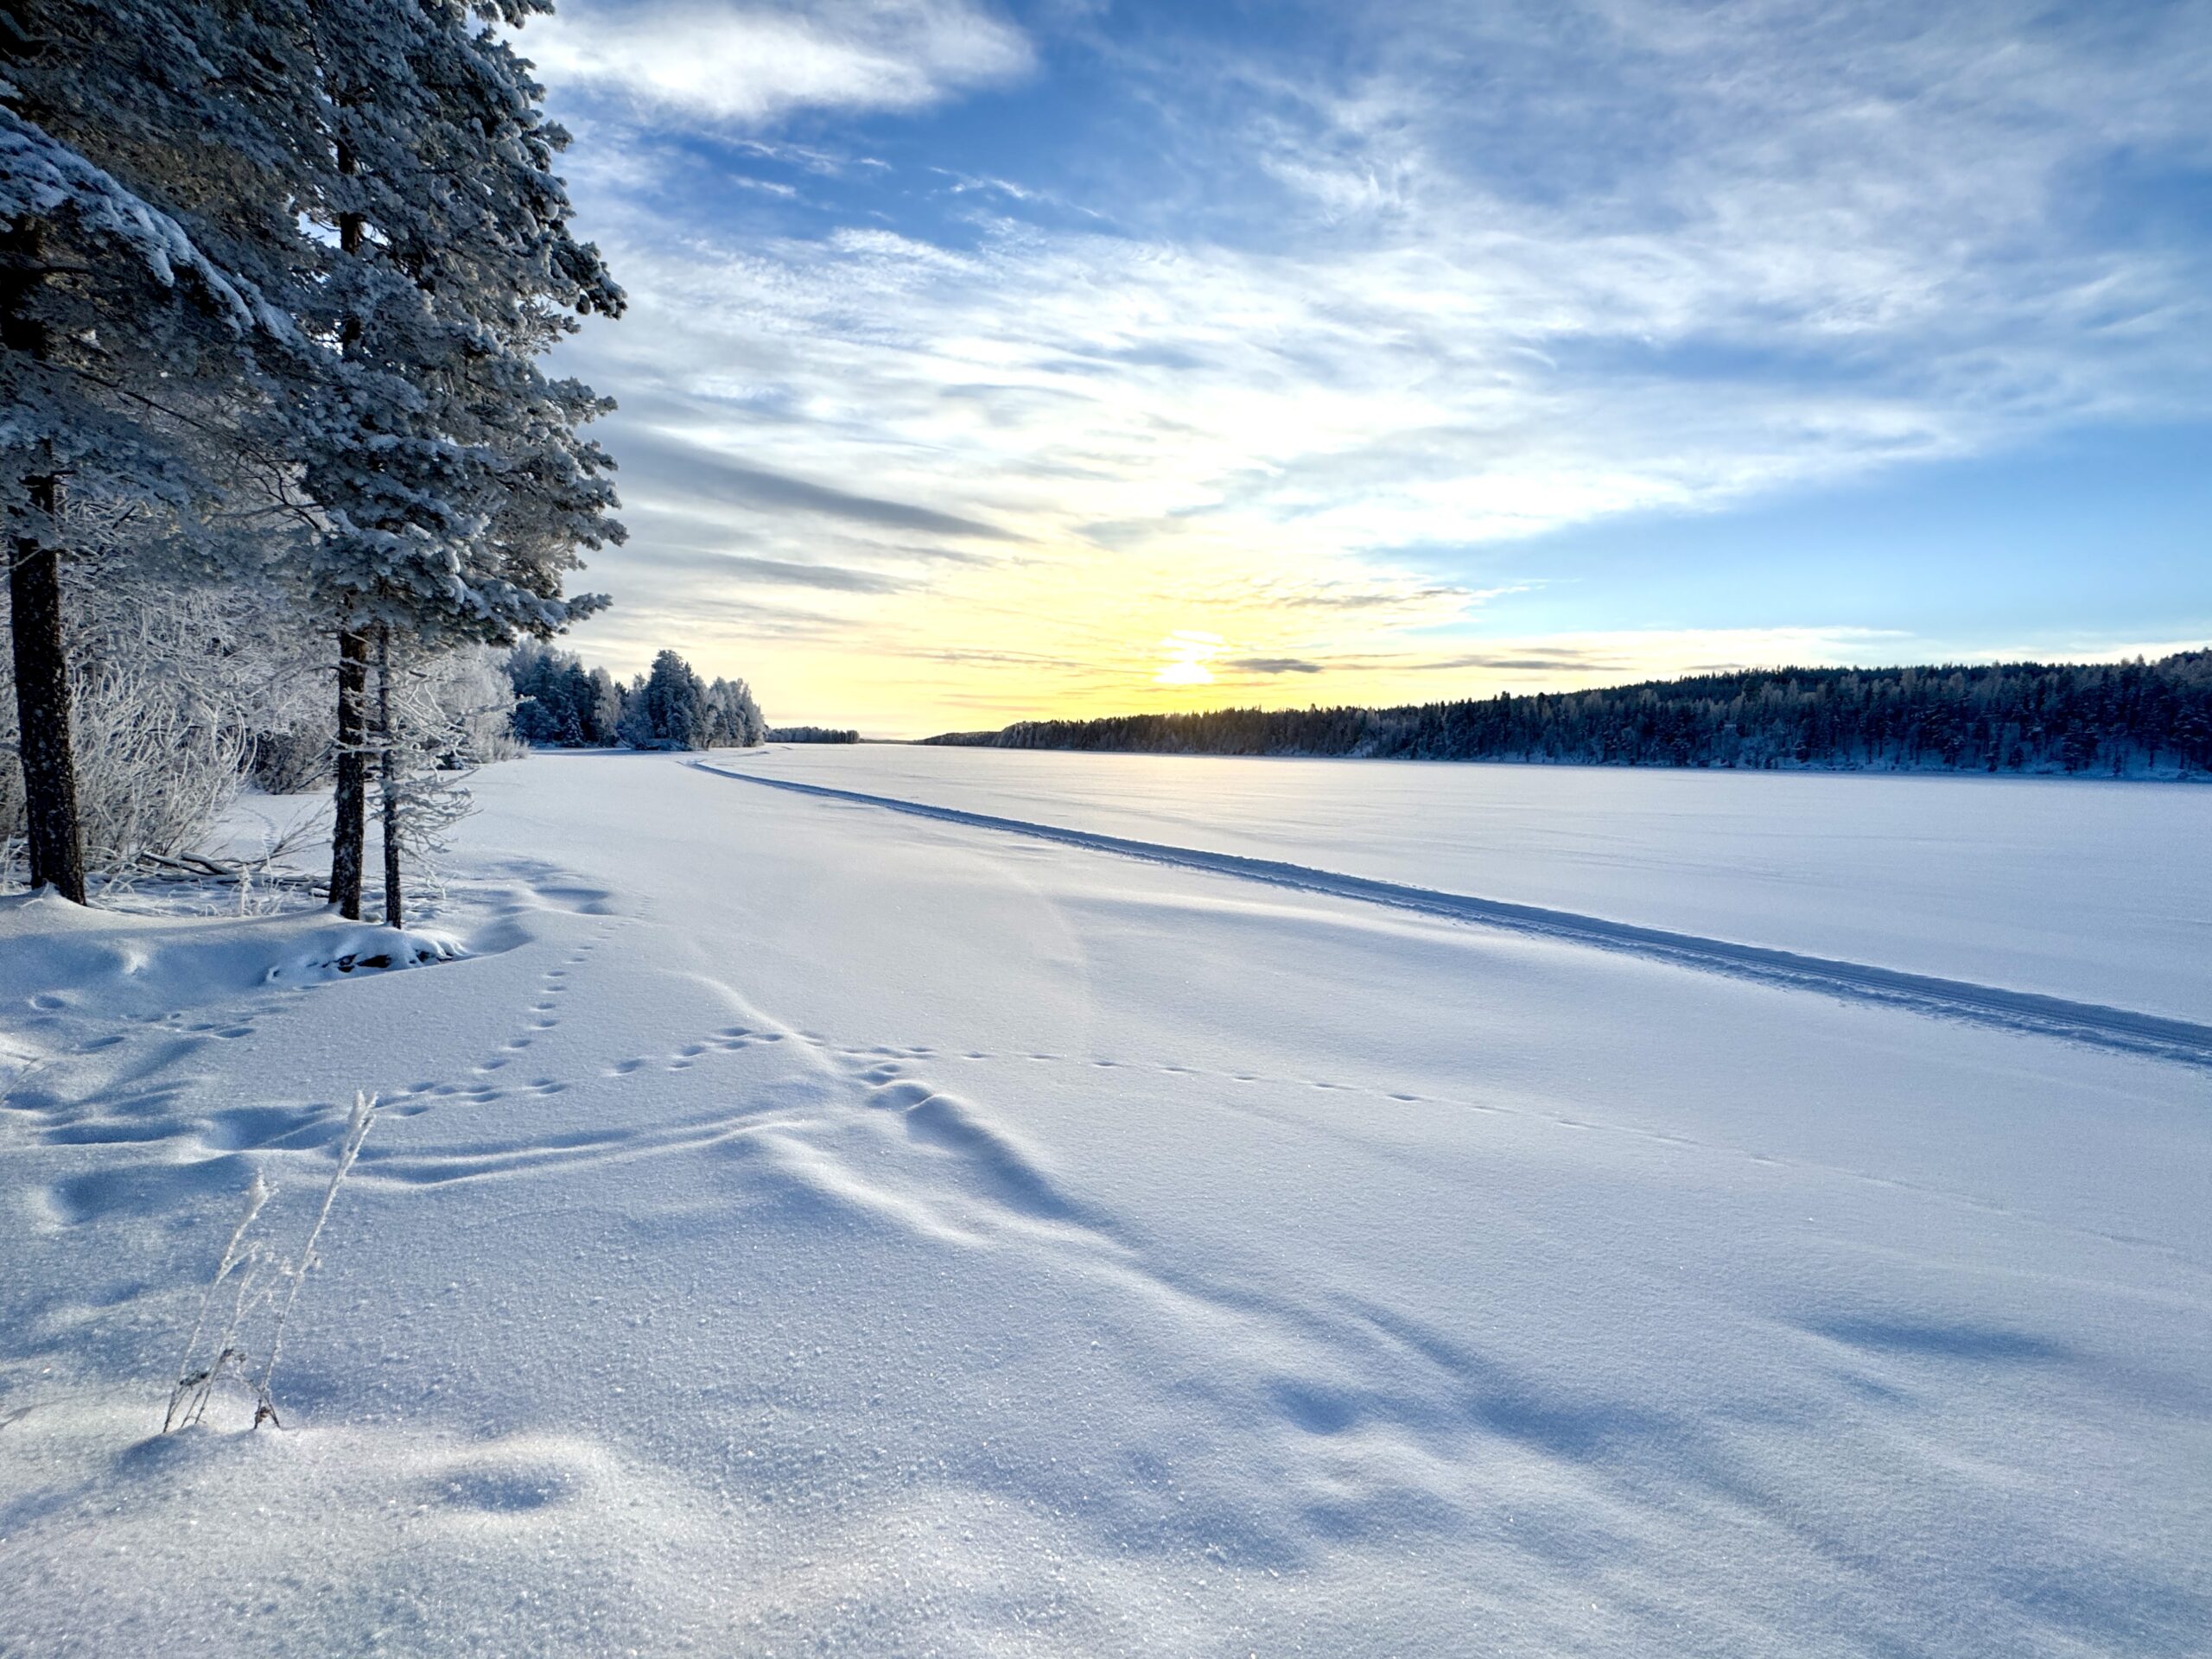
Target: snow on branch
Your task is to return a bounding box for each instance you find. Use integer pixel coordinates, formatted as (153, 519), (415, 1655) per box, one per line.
(0, 106), (284, 338)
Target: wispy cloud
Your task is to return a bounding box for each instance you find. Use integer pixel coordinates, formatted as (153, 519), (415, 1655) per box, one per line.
(615, 425), (1020, 542)
(639, 546), (915, 593)
(525, 0), (1033, 125)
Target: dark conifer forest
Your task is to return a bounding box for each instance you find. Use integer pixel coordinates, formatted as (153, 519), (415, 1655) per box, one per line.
(925, 652), (2212, 776)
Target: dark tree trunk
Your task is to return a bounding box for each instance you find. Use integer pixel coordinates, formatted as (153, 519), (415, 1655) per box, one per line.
(321, 162), (376, 920)
(378, 625), (402, 928)
(9, 480), (86, 905)
(3, 216), (86, 904)
(329, 627), (370, 918)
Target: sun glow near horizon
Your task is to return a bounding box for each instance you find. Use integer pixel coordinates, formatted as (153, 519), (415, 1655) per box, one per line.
(1154, 631), (1223, 686)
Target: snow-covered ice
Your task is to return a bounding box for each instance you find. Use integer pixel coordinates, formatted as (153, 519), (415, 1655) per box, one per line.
(725, 744), (2212, 1022)
(2, 749), (2207, 1656)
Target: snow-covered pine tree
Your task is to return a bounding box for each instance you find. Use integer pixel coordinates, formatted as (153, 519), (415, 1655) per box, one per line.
(283, 0), (622, 923)
(507, 640), (580, 744)
(614, 672), (653, 749)
(620, 650), (710, 750)
(1, 0), (321, 901)
(5, 1), (621, 915)
(506, 640), (624, 746)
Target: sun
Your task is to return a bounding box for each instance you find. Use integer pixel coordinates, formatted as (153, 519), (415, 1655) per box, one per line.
(1153, 629), (1222, 686)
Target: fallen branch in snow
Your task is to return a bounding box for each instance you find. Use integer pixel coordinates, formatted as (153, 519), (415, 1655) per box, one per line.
(138, 851), (250, 879)
(135, 850), (328, 894)
(77, 858), (332, 923)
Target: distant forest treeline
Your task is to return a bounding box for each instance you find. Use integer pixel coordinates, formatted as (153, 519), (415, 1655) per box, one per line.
(924, 653), (2212, 777)
(766, 727), (861, 745)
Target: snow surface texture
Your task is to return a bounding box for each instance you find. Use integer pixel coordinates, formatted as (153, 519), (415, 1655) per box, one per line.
(2, 750), (2207, 1656)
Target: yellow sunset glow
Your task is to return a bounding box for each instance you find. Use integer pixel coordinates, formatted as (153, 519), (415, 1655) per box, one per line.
(571, 504), (1979, 739)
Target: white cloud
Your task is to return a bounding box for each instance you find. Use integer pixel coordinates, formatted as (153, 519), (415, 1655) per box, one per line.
(525, 0), (1033, 125)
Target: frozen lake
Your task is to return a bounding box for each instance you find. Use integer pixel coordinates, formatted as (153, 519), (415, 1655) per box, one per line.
(727, 744), (2212, 1022)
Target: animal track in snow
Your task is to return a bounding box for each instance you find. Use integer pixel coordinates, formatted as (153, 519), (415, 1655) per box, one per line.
(352, 1100), (815, 1190)
(771, 1035), (1840, 1205)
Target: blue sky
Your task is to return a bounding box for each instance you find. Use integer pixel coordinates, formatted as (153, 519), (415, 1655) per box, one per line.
(521, 0), (2212, 733)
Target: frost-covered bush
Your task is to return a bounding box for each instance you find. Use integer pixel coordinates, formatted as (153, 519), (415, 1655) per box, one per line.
(0, 528), (521, 890)
(416, 647), (525, 768)
(245, 728), (335, 795)
(2, 549), (321, 873)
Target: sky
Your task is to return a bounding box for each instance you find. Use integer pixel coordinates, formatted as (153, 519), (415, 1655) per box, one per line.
(519, 0), (2212, 736)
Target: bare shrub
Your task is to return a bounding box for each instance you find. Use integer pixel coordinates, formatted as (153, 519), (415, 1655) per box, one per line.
(165, 1093), (377, 1432)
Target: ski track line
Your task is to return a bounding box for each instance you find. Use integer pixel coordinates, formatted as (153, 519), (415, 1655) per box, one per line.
(694, 762), (2212, 1072)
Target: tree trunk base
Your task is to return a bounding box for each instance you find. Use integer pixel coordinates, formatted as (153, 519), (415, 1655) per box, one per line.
(9, 508), (87, 905)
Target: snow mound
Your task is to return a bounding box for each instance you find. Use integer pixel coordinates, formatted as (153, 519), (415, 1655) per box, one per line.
(261, 923), (463, 985)
(0, 891), (463, 1020)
